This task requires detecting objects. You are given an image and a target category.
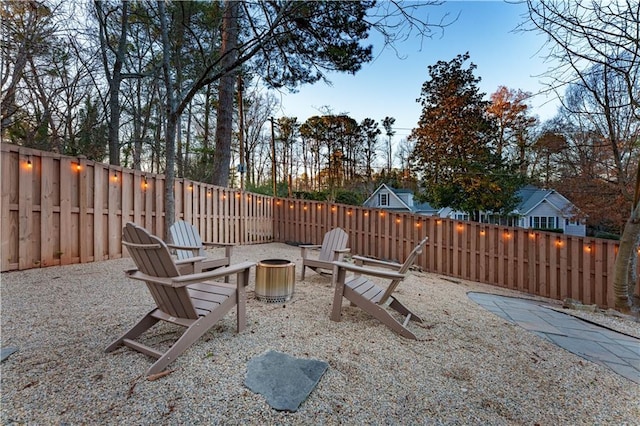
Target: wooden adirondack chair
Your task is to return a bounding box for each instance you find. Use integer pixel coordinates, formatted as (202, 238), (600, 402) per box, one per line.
(106, 222), (254, 376)
(168, 220), (233, 277)
(330, 236), (429, 339)
(300, 228), (350, 279)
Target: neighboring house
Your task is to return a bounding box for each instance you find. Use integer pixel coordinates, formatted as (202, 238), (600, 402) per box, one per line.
(362, 184), (439, 215)
(363, 184), (586, 237)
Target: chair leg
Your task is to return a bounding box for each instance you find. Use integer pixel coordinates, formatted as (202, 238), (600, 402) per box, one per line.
(330, 268), (347, 322)
(343, 288), (418, 340)
(236, 271), (247, 332)
(388, 298), (423, 323)
(301, 264), (306, 280)
(368, 305), (418, 339)
(146, 296), (239, 376)
(105, 310), (159, 352)
(224, 261), (230, 283)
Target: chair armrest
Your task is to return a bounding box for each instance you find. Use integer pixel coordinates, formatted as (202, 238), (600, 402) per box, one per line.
(329, 247), (350, 261)
(332, 261), (405, 280)
(202, 242), (234, 247)
(126, 261), (255, 288)
(174, 256), (208, 266)
(174, 256), (207, 273)
(201, 242), (233, 258)
(166, 243), (200, 254)
(352, 255), (402, 270)
(300, 244), (321, 258)
(172, 261), (254, 286)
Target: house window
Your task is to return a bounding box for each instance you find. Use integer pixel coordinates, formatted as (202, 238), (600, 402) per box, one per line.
(531, 216), (557, 229)
(379, 193), (388, 206)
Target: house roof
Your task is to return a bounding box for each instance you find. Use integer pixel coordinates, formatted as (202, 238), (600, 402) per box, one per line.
(363, 184), (411, 211)
(515, 185), (574, 215)
(364, 184), (441, 214)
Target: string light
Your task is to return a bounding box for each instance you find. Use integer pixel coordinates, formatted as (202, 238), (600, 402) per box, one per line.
(142, 176), (148, 189)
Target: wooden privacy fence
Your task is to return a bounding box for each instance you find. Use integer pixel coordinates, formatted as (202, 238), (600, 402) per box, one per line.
(273, 197), (638, 309)
(1, 144), (273, 271)
(3, 144), (637, 310)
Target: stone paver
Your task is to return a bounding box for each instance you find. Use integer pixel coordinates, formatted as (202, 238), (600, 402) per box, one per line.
(468, 292), (640, 384)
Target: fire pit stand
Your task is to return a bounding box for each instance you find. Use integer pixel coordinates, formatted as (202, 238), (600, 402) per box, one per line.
(255, 259), (296, 303)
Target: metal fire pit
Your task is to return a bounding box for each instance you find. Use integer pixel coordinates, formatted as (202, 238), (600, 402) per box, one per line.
(255, 259), (295, 303)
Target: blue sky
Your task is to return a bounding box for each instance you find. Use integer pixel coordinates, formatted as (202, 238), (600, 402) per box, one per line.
(274, 1), (559, 140)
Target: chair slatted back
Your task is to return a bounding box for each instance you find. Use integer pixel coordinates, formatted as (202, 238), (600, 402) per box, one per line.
(123, 222), (199, 320)
(169, 220), (206, 260)
(319, 228), (349, 262)
(379, 237), (429, 305)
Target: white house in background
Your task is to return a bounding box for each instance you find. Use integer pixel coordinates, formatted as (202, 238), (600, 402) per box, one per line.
(363, 184), (586, 237)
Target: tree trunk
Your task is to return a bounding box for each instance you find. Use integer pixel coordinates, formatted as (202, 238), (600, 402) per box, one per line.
(97, 1), (129, 166)
(211, 0), (239, 187)
(158, 0), (176, 237)
(613, 201), (640, 313)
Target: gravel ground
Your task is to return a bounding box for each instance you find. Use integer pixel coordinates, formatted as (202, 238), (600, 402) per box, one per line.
(1, 242), (639, 425)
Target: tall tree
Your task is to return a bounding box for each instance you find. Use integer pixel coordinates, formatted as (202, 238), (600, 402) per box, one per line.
(360, 117), (381, 180)
(211, 0), (240, 187)
(382, 116), (395, 172)
(157, 0), (178, 235)
(1, 1), (53, 131)
(486, 86), (538, 172)
(409, 53), (525, 220)
(525, 0), (640, 311)
(95, 0), (130, 166)
(242, 90), (279, 187)
(276, 116), (300, 193)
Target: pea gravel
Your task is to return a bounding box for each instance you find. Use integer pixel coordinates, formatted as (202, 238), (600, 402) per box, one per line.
(1, 242), (639, 425)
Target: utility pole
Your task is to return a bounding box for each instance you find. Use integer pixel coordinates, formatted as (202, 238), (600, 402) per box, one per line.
(270, 117), (276, 197)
